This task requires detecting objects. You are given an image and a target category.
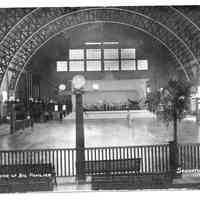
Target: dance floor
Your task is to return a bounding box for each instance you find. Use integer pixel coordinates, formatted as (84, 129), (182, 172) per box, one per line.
(0, 110), (199, 150)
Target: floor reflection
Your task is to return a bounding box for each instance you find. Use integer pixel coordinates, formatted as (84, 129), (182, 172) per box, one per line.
(0, 114), (199, 150)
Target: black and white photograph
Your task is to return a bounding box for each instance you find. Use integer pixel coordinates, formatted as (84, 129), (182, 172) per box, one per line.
(0, 1), (200, 196)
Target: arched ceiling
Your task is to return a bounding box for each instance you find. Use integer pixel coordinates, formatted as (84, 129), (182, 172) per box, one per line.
(0, 6), (200, 94)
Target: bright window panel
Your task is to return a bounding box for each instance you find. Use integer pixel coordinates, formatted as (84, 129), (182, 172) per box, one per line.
(56, 61), (67, 72)
(104, 60), (119, 71)
(137, 60), (148, 70)
(121, 48), (136, 59)
(69, 49), (84, 60)
(86, 49), (101, 59)
(86, 61), (101, 71)
(69, 61), (84, 71)
(104, 49), (119, 59)
(121, 60), (136, 70)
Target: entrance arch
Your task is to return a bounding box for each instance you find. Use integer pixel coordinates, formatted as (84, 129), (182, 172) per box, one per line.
(0, 7), (200, 96)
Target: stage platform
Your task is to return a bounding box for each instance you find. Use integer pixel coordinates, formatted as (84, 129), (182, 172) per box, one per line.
(66, 110), (156, 120)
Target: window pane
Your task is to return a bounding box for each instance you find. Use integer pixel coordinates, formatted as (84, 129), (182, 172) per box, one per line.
(121, 48), (136, 59)
(86, 61), (101, 71)
(86, 49), (101, 59)
(56, 61), (67, 72)
(137, 60), (148, 70)
(69, 49), (84, 59)
(104, 60), (119, 71)
(104, 49), (119, 59)
(121, 60), (136, 70)
(69, 61), (84, 71)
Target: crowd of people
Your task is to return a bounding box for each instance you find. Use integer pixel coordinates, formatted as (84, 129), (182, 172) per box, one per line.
(6, 98), (73, 123)
(3, 97), (145, 124)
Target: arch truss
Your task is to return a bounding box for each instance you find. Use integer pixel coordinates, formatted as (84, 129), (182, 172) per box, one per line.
(0, 6), (200, 94)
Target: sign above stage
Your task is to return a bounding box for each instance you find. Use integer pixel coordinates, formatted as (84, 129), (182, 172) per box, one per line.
(71, 78), (149, 111)
(83, 79), (148, 94)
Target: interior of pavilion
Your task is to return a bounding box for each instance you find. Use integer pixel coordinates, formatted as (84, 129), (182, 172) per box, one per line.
(0, 22), (198, 148)
(0, 6), (200, 191)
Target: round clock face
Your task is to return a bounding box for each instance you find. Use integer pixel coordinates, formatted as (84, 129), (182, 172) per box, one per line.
(72, 75), (86, 89)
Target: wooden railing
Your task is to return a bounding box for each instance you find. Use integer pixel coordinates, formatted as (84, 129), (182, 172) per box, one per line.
(0, 144), (171, 177)
(0, 144), (199, 177)
(0, 149), (76, 177)
(178, 143), (200, 170)
(85, 145), (170, 174)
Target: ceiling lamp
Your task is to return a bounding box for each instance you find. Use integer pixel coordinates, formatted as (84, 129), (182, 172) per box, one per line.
(59, 84), (66, 91)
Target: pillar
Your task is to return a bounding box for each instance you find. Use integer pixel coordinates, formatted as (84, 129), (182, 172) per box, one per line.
(169, 141), (181, 178)
(196, 65), (200, 123)
(10, 102), (16, 134)
(75, 92), (85, 181)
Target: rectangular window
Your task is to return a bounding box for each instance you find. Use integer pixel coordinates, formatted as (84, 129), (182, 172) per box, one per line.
(86, 49), (101, 59)
(69, 61), (84, 71)
(104, 49), (119, 59)
(86, 61), (101, 71)
(104, 60), (119, 71)
(56, 61), (67, 71)
(69, 49), (84, 60)
(137, 59), (148, 70)
(121, 60), (136, 71)
(63, 47), (148, 72)
(121, 48), (136, 59)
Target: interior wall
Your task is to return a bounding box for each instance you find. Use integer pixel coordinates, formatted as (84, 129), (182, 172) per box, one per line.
(21, 23), (178, 101)
(76, 79), (148, 108)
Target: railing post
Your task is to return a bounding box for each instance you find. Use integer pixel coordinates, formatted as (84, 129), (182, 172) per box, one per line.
(169, 141), (181, 178)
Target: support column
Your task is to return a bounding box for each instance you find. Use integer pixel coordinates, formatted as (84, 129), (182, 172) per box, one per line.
(25, 72), (33, 104)
(169, 141), (181, 178)
(196, 66), (200, 123)
(75, 92), (85, 181)
(196, 97), (200, 123)
(10, 102), (16, 134)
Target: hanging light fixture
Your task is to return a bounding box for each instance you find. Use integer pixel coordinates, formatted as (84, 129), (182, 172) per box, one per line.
(59, 84), (66, 91)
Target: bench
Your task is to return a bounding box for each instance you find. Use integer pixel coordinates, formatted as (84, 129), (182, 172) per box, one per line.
(85, 158), (141, 175)
(0, 163), (56, 193)
(84, 158), (173, 190)
(91, 172), (173, 190)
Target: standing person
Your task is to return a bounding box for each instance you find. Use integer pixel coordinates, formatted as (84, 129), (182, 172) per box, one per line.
(62, 104), (66, 117)
(44, 101), (49, 122)
(59, 103), (63, 122)
(48, 100), (54, 120)
(38, 99), (43, 122)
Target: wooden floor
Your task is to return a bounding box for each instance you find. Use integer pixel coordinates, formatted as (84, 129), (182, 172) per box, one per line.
(0, 111), (199, 150)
